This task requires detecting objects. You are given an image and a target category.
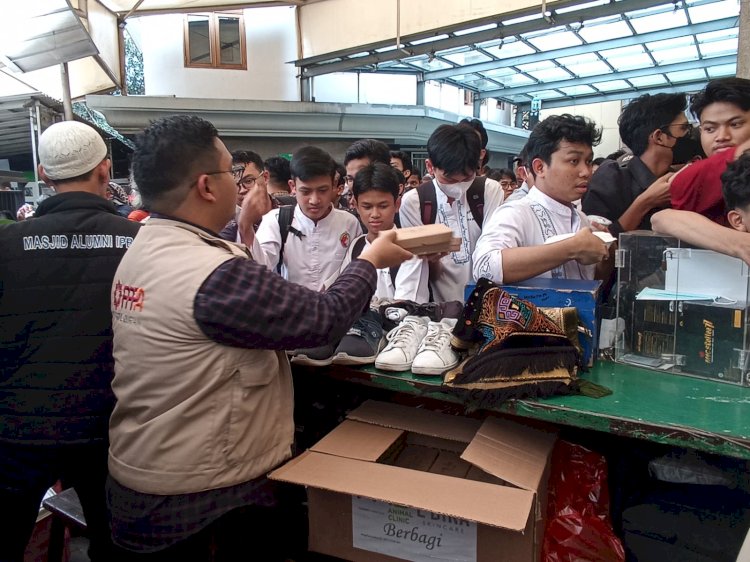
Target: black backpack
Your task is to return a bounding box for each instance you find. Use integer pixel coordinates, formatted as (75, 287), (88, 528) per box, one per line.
(416, 177), (486, 227)
(276, 204), (304, 274)
(350, 236), (400, 286)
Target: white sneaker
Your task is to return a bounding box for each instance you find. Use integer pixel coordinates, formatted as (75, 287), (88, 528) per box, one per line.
(375, 316), (429, 371)
(411, 318), (459, 376)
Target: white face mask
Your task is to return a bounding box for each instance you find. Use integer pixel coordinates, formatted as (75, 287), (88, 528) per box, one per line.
(434, 176), (475, 199)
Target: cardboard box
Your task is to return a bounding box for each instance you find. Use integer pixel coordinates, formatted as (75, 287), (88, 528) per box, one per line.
(395, 224), (460, 255)
(270, 400), (556, 562)
(465, 278), (601, 367)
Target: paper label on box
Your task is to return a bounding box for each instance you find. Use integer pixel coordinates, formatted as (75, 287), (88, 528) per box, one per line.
(352, 496), (477, 562)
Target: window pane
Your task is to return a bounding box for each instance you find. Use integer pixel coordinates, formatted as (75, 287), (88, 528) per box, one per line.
(218, 16), (242, 65)
(187, 15), (212, 64)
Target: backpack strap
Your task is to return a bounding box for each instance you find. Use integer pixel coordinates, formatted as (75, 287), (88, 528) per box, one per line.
(276, 204), (298, 274)
(417, 181), (438, 225)
(350, 236), (367, 261)
(418, 178), (485, 228)
(467, 177), (486, 229)
(352, 234), (400, 289)
(389, 265), (400, 287)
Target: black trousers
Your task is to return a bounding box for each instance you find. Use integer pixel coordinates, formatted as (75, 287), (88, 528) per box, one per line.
(0, 440), (119, 562)
(114, 504), (289, 562)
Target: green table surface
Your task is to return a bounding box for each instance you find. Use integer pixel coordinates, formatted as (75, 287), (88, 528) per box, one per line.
(320, 361), (750, 460)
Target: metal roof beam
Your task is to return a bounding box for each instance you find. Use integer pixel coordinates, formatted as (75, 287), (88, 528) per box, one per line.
(299, 0), (672, 78)
(479, 54), (736, 99)
(515, 79), (716, 110)
(425, 17), (737, 81)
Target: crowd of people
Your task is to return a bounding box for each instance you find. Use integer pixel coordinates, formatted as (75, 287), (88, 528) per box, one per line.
(1, 75), (749, 561)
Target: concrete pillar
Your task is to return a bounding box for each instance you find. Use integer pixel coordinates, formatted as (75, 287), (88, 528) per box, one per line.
(738, 0), (750, 78)
(416, 79), (425, 106)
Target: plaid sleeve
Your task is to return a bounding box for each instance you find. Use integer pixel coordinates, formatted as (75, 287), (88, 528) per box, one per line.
(194, 257), (376, 350)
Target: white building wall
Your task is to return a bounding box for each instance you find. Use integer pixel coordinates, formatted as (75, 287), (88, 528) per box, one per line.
(125, 7), (514, 128)
(539, 100), (624, 159)
(128, 7), (299, 101)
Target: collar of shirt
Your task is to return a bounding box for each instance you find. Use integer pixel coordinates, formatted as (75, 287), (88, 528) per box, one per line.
(627, 155), (658, 191)
(148, 212), (222, 238)
(527, 187), (581, 229)
(293, 204), (335, 228)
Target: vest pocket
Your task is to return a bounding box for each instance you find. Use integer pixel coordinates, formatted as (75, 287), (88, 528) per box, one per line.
(224, 357), (279, 466)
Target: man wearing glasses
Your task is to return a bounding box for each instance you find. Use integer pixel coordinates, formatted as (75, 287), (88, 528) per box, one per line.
(219, 150), (270, 243)
(670, 78), (750, 225)
(582, 92), (690, 237)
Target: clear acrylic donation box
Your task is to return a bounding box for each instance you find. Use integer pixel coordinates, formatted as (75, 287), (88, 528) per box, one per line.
(615, 231), (750, 385)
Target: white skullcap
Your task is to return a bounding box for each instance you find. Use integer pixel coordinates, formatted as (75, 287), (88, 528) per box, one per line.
(38, 121), (107, 181)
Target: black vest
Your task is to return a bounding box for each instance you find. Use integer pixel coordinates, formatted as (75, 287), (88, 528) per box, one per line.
(0, 192), (141, 444)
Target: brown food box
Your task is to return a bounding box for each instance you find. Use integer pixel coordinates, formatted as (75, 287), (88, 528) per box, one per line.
(269, 400), (557, 562)
(394, 224), (459, 255)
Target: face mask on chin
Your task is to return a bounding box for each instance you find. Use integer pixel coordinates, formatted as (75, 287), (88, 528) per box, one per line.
(434, 176), (475, 199)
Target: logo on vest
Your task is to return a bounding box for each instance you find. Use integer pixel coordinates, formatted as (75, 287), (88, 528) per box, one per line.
(112, 280), (145, 325)
(340, 232), (351, 248)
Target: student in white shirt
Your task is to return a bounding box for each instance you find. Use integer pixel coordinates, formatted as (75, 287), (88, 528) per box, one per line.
(253, 146), (362, 290)
(473, 114), (609, 284)
(332, 162), (429, 302)
(399, 124), (504, 302)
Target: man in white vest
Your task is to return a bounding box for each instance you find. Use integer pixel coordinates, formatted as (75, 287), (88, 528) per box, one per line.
(107, 115), (412, 560)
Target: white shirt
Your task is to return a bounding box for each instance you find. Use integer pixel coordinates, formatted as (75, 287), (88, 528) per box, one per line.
(255, 205), (362, 290)
(504, 181), (529, 203)
(332, 233), (430, 302)
(399, 177), (504, 303)
(473, 186), (595, 284)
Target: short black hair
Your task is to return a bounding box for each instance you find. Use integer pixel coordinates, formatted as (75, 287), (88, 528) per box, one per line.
(390, 150), (413, 173)
(427, 124), (481, 176)
(133, 115), (220, 210)
(353, 162), (400, 200)
(525, 114), (601, 177)
(487, 168), (516, 182)
(344, 139), (391, 167)
(592, 157), (606, 166)
(335, 163), (346, 187)
(722, 150), (750, 211)
(690, 78), (750, 121)
(232, 150), (263, 171)
(618, 93), (686, 156)
(606, 149), (627, 161)
(459, 118), (489, 148)
(290, 146), (337, 181)
(264, 156), (291, 185)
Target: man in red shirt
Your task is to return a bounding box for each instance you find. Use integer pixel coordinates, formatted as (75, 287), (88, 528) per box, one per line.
(670, 78), (750, 224)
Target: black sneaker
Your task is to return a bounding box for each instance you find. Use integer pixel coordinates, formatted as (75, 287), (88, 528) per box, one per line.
(332, 310), (384, 365)
(290, 343), (337, 367)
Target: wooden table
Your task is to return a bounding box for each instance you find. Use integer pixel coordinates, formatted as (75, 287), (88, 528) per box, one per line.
(316, 361), (750, 460)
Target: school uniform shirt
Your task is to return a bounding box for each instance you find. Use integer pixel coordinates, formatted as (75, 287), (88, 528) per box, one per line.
(399, 178), (504, 303)
(255, 204), (362, 290)
(504, 181), (530, 203)
(333, 233), (430, 302)
(473, 186), (596, 284)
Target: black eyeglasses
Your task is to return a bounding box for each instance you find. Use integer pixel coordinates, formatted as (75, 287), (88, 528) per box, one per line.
(660, 122), (693, 138)
(237, 174), (263, 191)
(205, 165), (245, 183)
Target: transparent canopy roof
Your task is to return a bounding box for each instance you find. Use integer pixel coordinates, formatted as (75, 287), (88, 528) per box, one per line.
(296, 0), (740, 109)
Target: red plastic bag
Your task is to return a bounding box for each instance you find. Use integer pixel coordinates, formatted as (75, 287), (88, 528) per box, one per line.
(542, 440), (625, 562)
